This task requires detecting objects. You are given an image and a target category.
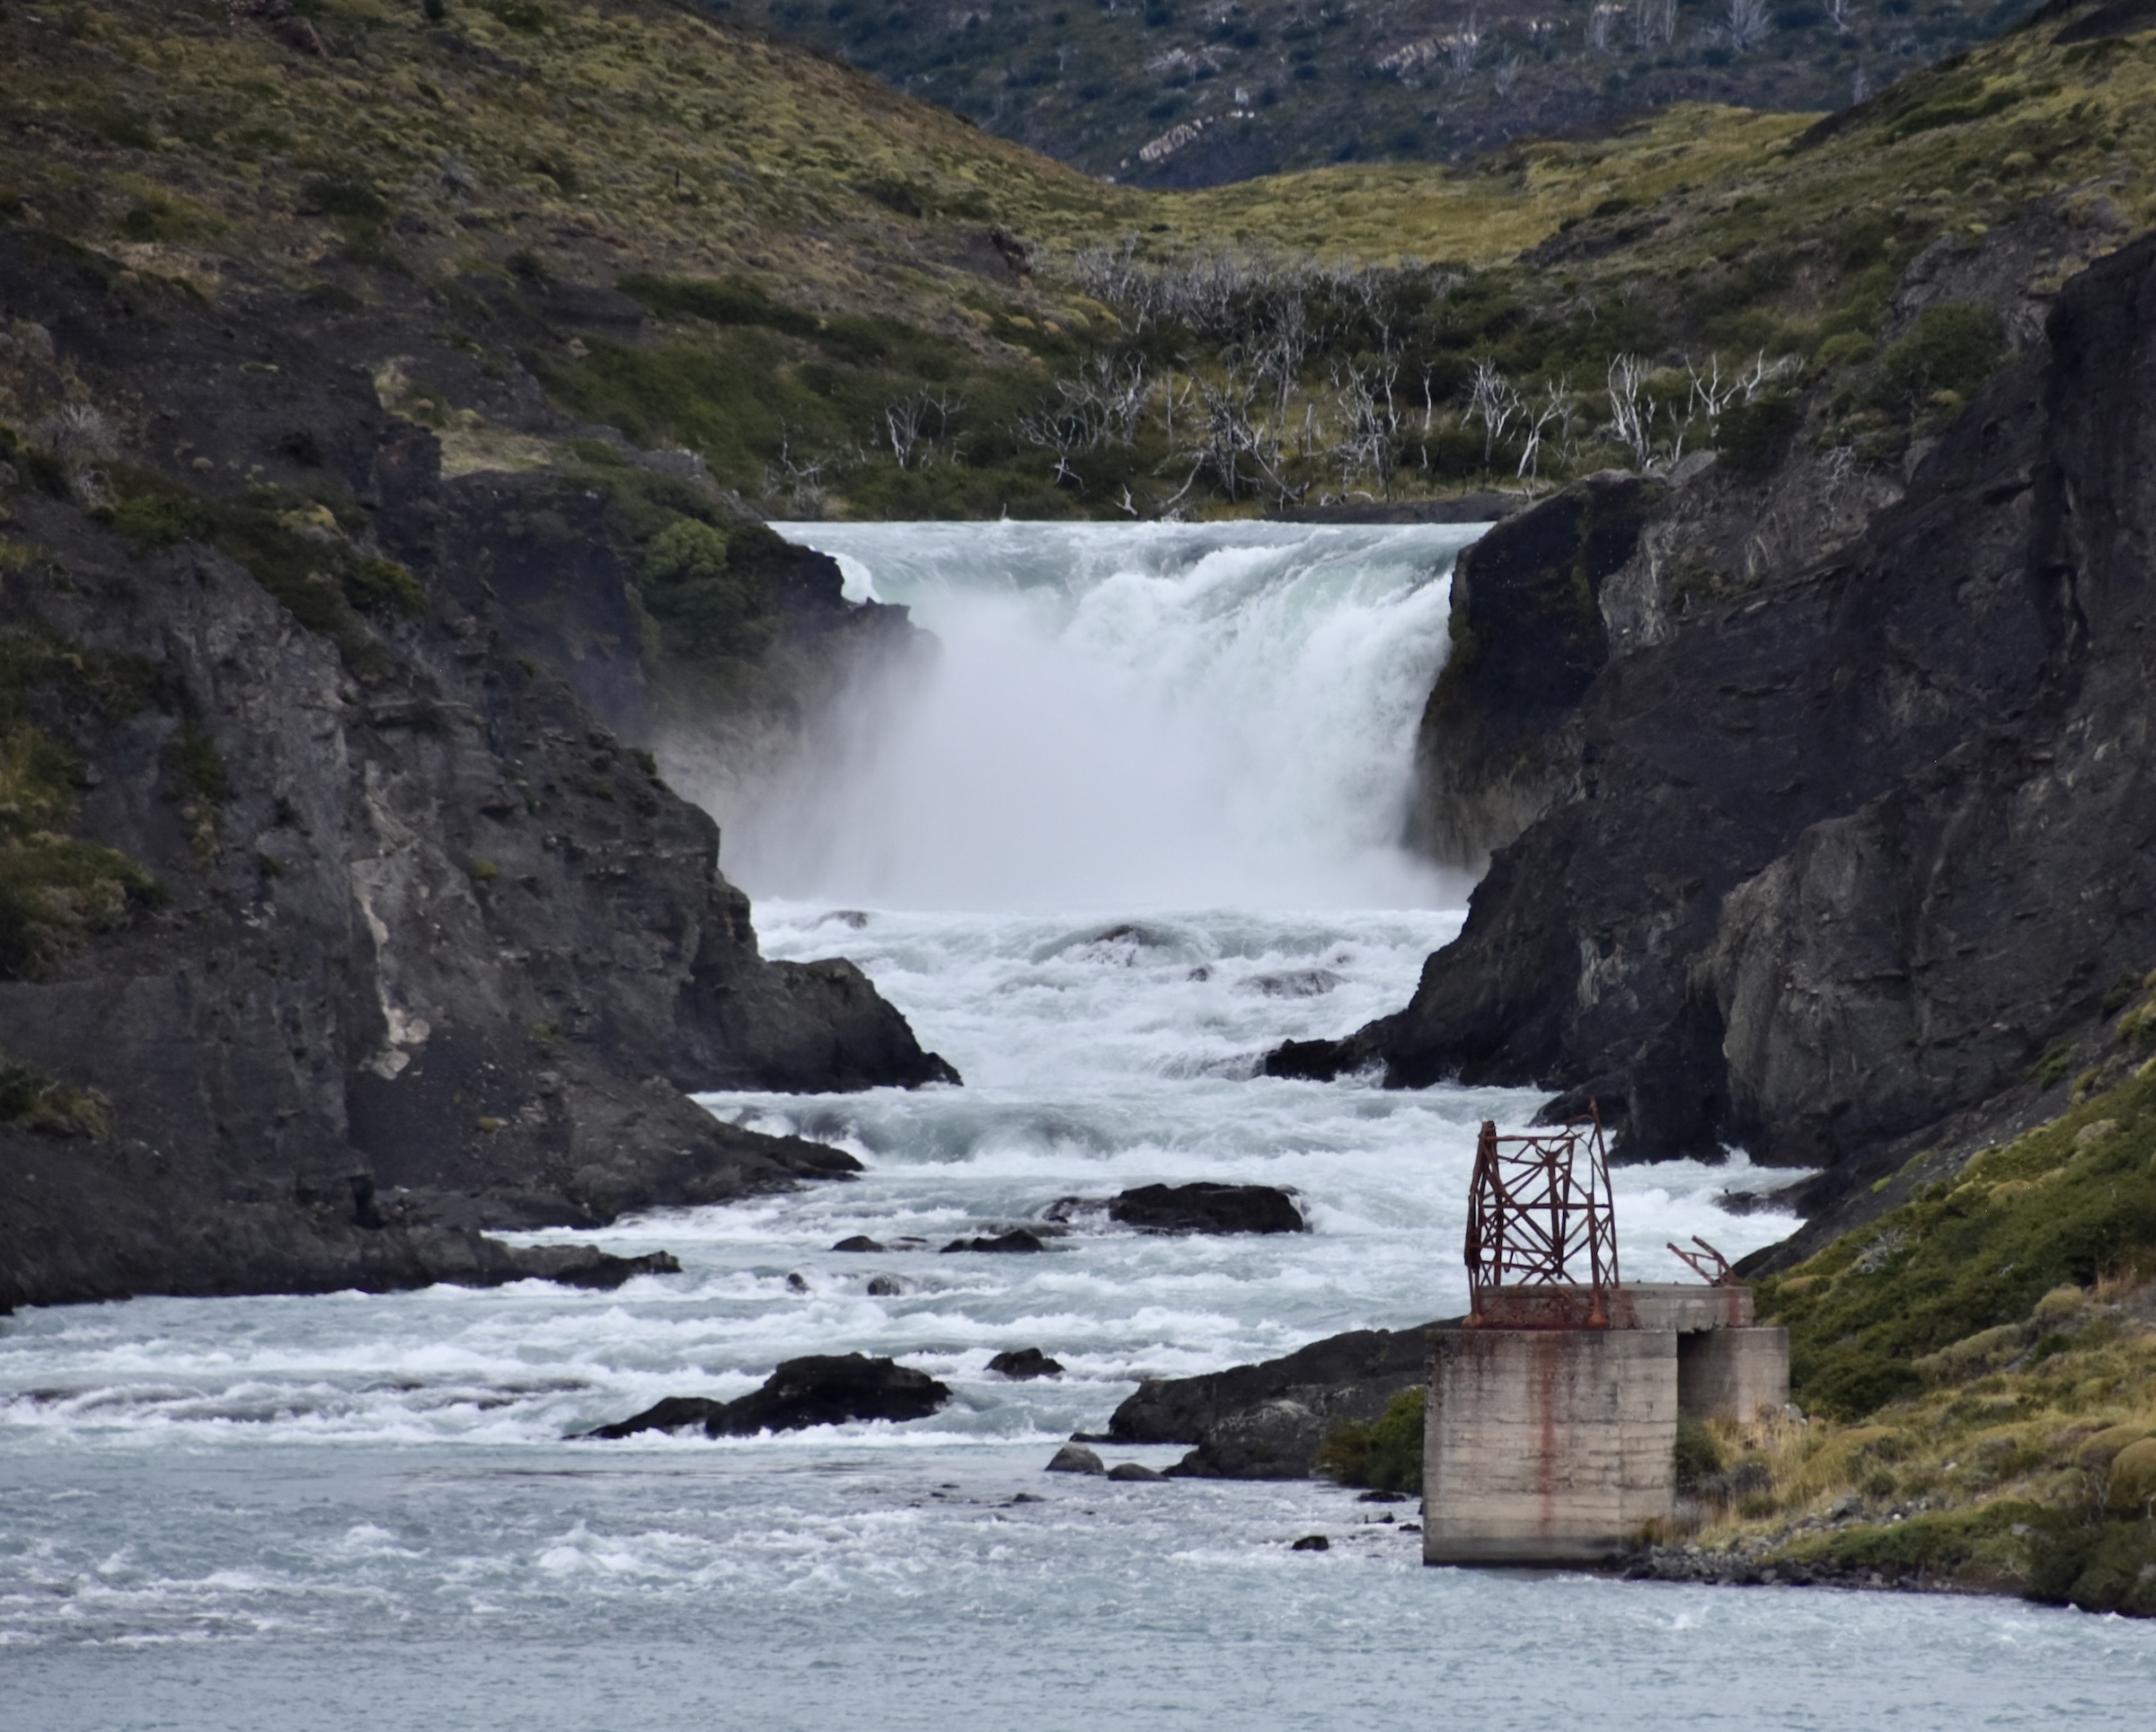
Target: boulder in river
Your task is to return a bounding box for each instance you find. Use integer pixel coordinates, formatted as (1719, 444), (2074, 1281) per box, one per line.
(1107, 1462), (1166, 1481)
(1291, 1534), (1330, 1552)
(866, 1275), (906, 1296)
(585, 1354), (950, 1439)
(942, 1228), (1048, 1253)
(1046, 1443), (1105, 1474)
(832, 1235), (886, 1252)
(489, 1246), (682, 1289)
(1109, 1320), (1446, 1480)
(987, 1348), (1065, 1379)
(1108, 1182), (1306, 1236)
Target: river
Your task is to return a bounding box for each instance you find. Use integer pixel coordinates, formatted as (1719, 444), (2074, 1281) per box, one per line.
(3, 522), (2151, 1728)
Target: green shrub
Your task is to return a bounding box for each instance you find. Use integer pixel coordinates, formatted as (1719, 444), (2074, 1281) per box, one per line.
(639, 519), (777, 666)
(1674, 1414), (1725, 1489)
(1715, 394), (1797, 474)
(615, 273), (819, 338)
(1761, 1068), (2156, 1420)
(346, 556), (425, 617)
(2027, 1517), (2156, 1616)
(1313, 1387), (1424, 1492)
(1873, 303), (2008, 417)
(300, 177), (389, 222)
(0, 1050), (110, 1136)
(0, 835), (163, 979)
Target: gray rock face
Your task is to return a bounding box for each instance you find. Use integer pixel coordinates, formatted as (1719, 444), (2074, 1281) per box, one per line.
(0, 233), (953, 1310)
(1405, 473), (1665, 869)
(1268, 234), (2156, 1234)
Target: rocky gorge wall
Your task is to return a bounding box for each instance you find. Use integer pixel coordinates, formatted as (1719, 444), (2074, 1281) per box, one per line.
(1275, 231), (2156, 1250)
(0, 232), (954, 1311)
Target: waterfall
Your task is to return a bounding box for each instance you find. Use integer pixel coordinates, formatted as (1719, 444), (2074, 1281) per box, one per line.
(713, 520), (1488, 911)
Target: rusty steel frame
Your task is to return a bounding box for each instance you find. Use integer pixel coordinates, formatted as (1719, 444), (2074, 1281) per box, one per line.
(1667, 1235), (1735, 1286)
(1463, 1103), (1620, 1329)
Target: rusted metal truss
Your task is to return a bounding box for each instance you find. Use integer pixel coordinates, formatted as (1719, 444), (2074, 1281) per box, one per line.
(1667, 1235), (1735, 1286)
(1464, 1104), (1620, 1328)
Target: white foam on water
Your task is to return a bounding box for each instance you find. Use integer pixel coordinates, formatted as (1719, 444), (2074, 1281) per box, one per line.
(4, 521), (2150, 1721)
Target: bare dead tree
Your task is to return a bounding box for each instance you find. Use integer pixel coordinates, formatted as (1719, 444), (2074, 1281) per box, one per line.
(1687, 354), (1741, 427)
(1516, 376), (1575, 492)
(1826, 0), (1854, 31)
(1491, 53), (1522, 101)
(1587, 3), (1619, 53)
(1168, 364), (1302, 508)
(881, 390), (956, 470)
(761, 431), (828, 513)
(1450, 13), (1480, 74)
(1467, 357), (1521, 469)
(1635, 0), (1677, 49)
(1726, 0), (1772, 54)
(1605, 354), (1659, 470)
(1332, 353), (1402, 496)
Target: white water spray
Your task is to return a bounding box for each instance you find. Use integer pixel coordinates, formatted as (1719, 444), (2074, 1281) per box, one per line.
(720, 521), (1485, 909)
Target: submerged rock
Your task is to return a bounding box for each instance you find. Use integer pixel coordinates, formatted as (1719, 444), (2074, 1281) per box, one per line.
(1291, 1534), (1330, 1552)
(1046, 1443), (1105, 1474)
(483, 1246), (681, 1289)
(865, 1274), (906, 1296)
(941, 1228), (1047, 1253)
(585, 1353), (950, 1439)
(987, 1348), (1064, 1379)
(1107, 1462), (1166, 1481)
(1108, 1182), (1306, 1236)
(1235, 969), (1343, 999)
(832, 1235), (886, 1252)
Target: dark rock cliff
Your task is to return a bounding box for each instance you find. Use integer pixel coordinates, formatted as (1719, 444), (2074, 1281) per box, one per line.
(0, 233), (953, 1310)
(1273, 234), (2156, 1243)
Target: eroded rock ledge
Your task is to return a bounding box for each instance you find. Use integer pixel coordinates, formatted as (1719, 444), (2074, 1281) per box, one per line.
(0, 231), (951, 1310)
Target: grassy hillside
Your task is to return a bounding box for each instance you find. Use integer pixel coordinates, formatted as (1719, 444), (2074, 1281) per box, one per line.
(1648, 974), (2156, 1614)
(714, 0), (2039, 189)
(5, 1), (2152, 519)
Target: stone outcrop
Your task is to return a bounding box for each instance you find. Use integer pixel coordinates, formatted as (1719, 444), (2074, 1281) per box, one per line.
(1109, 1321), (1442, 1480)
(585, 1353), (951, 1438)
(0, 230), (952, 1310)
(1107, 1181), (1306, 1236)
(1406, 473), (1664, 868)
(1270, 234), (2156, 1242)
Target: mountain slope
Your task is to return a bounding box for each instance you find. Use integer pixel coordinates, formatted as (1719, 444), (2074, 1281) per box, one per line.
(716, 0), (2042, 189)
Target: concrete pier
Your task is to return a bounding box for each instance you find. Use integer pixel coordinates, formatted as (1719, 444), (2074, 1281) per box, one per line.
(1423, 1328), (1676, 1565)
(1423, 1285), (1790, 1567)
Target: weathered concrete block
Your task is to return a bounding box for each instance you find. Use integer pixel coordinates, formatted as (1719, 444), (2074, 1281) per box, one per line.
(1424, 1328), (1676, 1566)
(1676, 1326), (1789, 1425)
(1474, 1283), (1754, 1330)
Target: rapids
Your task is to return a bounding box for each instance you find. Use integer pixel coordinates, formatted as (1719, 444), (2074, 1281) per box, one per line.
(4, 521), (2150, 1728)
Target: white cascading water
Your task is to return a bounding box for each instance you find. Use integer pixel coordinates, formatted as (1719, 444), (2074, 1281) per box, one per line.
(6, 523), (2144, 1730)
(723, 521), (1475, 909)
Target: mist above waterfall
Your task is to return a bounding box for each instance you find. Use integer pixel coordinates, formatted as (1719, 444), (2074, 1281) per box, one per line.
(710, 521), (1487, 912)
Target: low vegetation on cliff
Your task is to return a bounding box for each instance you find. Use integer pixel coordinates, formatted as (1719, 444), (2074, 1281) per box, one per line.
(1648, 993), (2156, 1615)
